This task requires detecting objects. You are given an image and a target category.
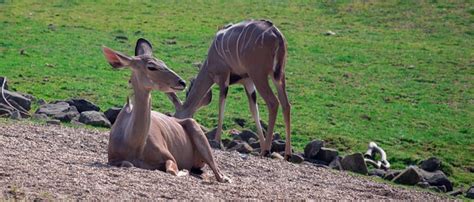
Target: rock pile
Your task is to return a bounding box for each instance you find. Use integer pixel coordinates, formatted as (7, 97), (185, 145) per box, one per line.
(0, 76), (121, 128)
(204, 131), (460, 195)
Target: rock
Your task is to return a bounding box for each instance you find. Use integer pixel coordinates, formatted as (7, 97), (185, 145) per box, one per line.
(1, 89), (31, 111)
(368, 169), (387, 178)
(37, 99), (46, 105)
(420, 157), (441, 172)
(228, 142), (253, 154)
(205, 128), (217, 140)
(236, 130), (259, 142)
(329, 156), (343, 170)
(53, 107), (79, 122)
(221, 139), (231, 148)
(314, 147), (339, 163)
(311, 163), (330, 169)
(36, 102), (72, 116)
(418, 169), (453, 192)
(233, 118), (246, 127)
(10, 110), (21, 120)
(416, 181), (430, 188)
(306, 159), (330, 166)
(304, 140), (324, 159)
(104, 107), (122, 125)
(436, 185), (447, 193)
(248, 138), (257, 144)
(446, 189), (463, 197)
(78, 111), (111, 128)
(324, 30), (336, 36)
(226, 140), (241, 149)
(466, 186), (474, 199)
(392, 166), (423, 185)
(0, 76), (8, 90)
(383, 170), (402, 181)
(273, 133), (281, 140)
(46, 119), (60, 125)
(341, 153), (368, 175)
(270, 152), (284, 160)
(289, 154), (304, 164)
(66, 98), (100, 113)
(0, 103), (13, 117)
(32, 113), (49, 120)
(249, 141), (261, 149)
(271, 140), (286, 152)
(18, 92), (35, 102)
(7, 99), (29, 118)
(208, 140), (223, 149)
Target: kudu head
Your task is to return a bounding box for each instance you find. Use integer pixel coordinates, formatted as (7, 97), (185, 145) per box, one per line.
(168, 72), (212, 119)
(102, 38), (186, 93)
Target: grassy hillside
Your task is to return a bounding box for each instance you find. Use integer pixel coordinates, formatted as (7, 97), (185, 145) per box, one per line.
(0, 1), (472, 185)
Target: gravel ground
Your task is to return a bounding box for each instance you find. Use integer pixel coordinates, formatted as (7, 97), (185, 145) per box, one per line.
(0, 120), (445, 200)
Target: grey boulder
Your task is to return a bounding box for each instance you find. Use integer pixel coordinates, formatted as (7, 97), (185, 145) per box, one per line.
(271, 140), (286, 152)
(420, 157), (441, 172)
(304, 140), (324, 159)
(104, 107), (122, 125)
(392, 166), (423, 185)
(66, 98), (100, 113)
(341, 153), (368, 175)
(0, 89), (31, 111)
(79, 111), (111, 128)
(36, 102), (74, 117)
(314, 147), (339, 163)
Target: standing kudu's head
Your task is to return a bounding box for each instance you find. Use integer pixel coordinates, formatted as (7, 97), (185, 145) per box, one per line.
(102, 38), (186, 93)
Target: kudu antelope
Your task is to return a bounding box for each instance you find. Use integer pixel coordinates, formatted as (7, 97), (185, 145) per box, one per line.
(168, 20), (292, 159)
(103, 38), (229, 182)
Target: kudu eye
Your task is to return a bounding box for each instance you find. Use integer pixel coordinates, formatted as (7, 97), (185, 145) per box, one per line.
(147, 66), (158, 71)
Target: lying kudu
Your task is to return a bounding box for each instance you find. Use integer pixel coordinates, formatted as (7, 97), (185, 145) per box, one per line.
(103, 38), (229, 182)
(167, 20), (292, 159)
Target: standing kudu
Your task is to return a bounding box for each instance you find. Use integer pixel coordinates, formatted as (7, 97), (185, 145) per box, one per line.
(168, 20), (291, 159)
(103, 38), (229, 182)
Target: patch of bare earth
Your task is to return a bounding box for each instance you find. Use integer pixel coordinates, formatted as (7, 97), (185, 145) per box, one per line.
(0, 121), (445, 200)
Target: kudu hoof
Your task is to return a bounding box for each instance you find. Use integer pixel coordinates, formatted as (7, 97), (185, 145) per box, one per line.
(218, 175), (232, 183)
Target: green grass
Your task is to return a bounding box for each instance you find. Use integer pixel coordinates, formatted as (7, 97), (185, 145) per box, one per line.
(0, 0), (472, 186)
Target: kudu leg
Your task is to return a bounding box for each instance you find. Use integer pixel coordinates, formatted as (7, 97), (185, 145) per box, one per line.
(178, 119), (231, 183)
(214, 81), (229, 143)
(251, 73), (279, 156)
(272, 74), (292, 159)
(243, 80), (266, 149)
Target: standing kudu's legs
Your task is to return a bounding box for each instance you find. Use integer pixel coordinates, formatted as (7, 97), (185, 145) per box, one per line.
(214, 74), (230, 143)
(243, 80), (266, 149)
(272, 73), (292, 159)
(248, 69), (279, 156)
(178, 118), (230, 183)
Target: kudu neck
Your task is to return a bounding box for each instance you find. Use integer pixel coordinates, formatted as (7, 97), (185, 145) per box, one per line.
(127, 73), (152, 145)
(176, 66), (213, 119)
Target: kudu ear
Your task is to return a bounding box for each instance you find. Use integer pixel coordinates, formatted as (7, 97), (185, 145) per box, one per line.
(135, 38), (153, 56)
(102, 46), (132, 68)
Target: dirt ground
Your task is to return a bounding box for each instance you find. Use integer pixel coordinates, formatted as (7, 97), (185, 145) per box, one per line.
(0, 120), (445, 200)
